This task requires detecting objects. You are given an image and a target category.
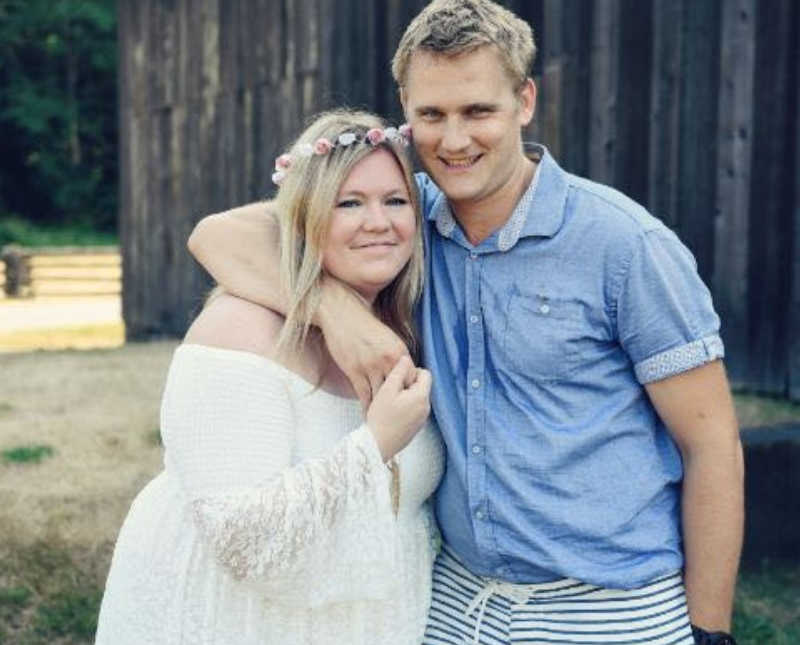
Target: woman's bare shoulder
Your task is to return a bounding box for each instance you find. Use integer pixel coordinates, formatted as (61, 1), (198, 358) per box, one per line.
(183, 291), (286, 360)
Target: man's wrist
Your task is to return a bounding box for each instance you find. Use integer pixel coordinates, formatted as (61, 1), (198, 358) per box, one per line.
(691, 624), (736, 645)
(315, 275), (363, 329)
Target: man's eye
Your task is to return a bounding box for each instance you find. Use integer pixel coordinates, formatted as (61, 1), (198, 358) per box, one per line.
(336, 199), (361, 208)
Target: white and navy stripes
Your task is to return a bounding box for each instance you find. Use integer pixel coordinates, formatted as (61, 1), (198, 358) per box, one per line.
(423, 544), (695, 645)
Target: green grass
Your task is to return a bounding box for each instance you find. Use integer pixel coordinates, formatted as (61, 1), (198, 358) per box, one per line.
(0, 216), (116, 248)
(32, 588), (102, 640)
(146, 428), (163, 446)
(0, 542), (104, 645)
(734, 562), (800, 644)
(1, 444), (55, 465)
(733, 391), (800, 429)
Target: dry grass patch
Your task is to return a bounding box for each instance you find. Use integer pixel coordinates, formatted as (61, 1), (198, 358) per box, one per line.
(0, 341), (176, 550)
(0, 341), (177, 643)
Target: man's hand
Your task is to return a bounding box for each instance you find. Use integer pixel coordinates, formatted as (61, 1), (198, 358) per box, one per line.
(317, 278), (411, 410)
(188, 203), (413, 408)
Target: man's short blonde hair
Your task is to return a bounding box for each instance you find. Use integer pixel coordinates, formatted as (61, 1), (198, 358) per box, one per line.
(391, 0), (536, 89)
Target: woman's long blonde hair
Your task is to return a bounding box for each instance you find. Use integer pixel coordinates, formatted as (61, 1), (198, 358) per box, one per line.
(272, 109), (423, 361)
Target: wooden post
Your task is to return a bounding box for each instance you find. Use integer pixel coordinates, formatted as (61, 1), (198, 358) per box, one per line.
(0, 246), (31, 298)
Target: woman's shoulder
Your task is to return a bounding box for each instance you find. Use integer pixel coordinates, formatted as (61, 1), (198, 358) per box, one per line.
(183, 291), (286, 360)
(183, 292), (324, 383)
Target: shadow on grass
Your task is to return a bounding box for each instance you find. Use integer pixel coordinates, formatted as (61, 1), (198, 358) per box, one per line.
(0, 541), (105, 645)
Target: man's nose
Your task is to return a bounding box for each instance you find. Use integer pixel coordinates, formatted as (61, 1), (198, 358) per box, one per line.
(440, 118), (470, 152)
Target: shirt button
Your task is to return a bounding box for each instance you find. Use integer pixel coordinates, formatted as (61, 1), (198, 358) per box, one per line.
(469, 252), (478, 260)
(471, 444), (482, 455)
(471, 379), (480, 389)
(470, 314), (479, 324)
(475, 510), (486, 521)
(539, 303), (550, 314)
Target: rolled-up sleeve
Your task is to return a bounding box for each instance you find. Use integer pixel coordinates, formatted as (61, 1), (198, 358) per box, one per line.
(616, 228), (724, 384)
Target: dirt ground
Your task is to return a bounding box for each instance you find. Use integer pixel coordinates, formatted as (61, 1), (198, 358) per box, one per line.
(0, 341), (177, 552)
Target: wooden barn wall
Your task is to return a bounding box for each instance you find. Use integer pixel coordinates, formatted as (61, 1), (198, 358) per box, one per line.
(118, 0), (800, 399)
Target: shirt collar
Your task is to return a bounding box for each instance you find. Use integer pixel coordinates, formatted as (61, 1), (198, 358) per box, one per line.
(427, 144), (570, 251)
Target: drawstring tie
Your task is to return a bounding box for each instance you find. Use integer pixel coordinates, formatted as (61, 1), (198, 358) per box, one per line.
(464, 580), (532, 645)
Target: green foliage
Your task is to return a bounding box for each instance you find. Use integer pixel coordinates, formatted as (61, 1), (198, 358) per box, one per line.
(0, 541), (105, 644)
(734, 562), (800, 645)
(733, 391), (800, 428)
(1, 444), (54, 465)
(0, 215), (117, 248)
(33, 588), (102, 639)
(0, 0), (117, 232)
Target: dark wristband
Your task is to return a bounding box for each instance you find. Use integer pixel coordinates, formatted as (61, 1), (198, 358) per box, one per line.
(691, 624), (737, 645)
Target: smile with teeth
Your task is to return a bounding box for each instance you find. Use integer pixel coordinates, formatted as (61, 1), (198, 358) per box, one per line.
(440, 154), (482, 168)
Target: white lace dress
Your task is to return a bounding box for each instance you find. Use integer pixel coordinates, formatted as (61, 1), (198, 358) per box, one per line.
(95, 344), (445, 645)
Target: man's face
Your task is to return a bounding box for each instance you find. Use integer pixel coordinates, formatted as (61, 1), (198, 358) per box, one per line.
(401, 46), (535, 210)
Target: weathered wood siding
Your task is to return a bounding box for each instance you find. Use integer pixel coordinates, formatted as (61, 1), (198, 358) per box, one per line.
(119, 0), (800, 399)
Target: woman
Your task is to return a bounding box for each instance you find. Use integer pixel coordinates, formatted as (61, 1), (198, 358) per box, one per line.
(95, 110), (444, 645)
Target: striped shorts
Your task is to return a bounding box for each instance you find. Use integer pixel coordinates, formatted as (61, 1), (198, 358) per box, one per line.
(423, 544), (695, 645)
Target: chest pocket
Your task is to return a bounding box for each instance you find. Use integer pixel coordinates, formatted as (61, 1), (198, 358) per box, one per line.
(502, 294), (583, 381)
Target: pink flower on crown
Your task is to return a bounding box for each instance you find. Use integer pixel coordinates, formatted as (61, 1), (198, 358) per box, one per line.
(398, 123), (412, 139)
(366, 128), (386, 145)
(313, 138), (333, 155)
(275, 154), (292, 170)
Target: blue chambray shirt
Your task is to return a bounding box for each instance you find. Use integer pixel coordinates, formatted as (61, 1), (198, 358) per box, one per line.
(415, 145), (724, 589)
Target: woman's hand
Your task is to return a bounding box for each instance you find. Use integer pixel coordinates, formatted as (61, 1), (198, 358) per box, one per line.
(366, 356), (432, 461)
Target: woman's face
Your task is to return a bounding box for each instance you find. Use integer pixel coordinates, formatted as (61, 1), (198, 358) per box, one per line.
(322, 148), (416, 303)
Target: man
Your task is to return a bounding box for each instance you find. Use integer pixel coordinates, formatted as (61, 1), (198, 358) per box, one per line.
(188, 2), (743, 643)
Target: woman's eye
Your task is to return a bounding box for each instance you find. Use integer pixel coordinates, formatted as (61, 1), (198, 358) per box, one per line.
(336, 199), (361, 208)
(386, 197), (408, 206)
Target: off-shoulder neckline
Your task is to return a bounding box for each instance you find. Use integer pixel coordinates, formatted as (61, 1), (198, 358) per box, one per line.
(177, 343), (361, 404)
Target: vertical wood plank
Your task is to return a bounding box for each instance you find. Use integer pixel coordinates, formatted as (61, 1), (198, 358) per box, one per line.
(713, 0), (755, 388)
(648, 0), (682, 229)
(588, 0), (619, 185)
(614, 0), (652, 206)
(748, 0), (796, 394)
(675, 0), (720, 283)
(791, 2), (800, 400)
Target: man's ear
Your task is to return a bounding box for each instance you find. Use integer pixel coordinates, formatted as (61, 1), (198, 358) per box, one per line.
(517, 78), (536, 126)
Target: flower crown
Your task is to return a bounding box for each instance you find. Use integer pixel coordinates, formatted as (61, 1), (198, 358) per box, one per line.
(271, 124), (412, 185)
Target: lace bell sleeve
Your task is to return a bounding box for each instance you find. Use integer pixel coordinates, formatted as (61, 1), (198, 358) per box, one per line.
(159, 345), (398, 604)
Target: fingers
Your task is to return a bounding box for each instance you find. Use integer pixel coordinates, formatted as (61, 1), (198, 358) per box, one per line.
(354, 376), (372, 412)
(367, 369), (385, 406)
(382, 356), (414, 392)
(409, 368), (432, 396)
